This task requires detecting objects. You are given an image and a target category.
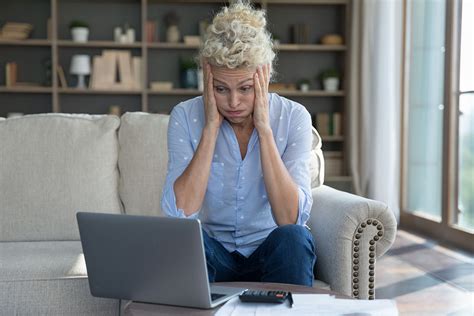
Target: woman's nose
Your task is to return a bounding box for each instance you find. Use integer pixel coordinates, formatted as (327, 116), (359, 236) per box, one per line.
(228, 92), (240, 108)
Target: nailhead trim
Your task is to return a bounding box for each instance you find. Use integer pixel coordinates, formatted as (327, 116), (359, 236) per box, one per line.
(351, 218), (385, 299)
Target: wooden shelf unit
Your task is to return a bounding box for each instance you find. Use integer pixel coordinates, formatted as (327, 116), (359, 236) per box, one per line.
(0, 0), (352, 186)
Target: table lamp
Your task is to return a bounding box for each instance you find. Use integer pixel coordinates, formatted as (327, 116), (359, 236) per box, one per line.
(70, 55), (91, 89)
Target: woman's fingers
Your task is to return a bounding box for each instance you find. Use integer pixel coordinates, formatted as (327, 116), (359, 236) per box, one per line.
(266, 63), (270, 87)
(206, 64), (213, 100)
(254, 67), (262, 99)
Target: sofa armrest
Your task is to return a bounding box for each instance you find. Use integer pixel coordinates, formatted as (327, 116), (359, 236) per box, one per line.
(306, 185), (397, 299)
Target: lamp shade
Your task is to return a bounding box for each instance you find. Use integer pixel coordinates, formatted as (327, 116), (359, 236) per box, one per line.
(70, 55), (91, 75)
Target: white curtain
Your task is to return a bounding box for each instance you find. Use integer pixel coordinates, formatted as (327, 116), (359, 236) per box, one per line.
(349, 0), (403, 221)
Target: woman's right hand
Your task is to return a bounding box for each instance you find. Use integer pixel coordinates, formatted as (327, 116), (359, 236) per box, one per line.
(203, 60), (223, 130)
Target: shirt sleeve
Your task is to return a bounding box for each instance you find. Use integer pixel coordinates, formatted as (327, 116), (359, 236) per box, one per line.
(160, 105), (200, 219)
(281, 105), (314, 226)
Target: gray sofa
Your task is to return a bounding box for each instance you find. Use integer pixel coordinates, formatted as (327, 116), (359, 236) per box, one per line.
(0, 113), (397, 315)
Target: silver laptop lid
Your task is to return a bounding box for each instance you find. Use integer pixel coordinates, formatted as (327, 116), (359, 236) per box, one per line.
(76, 212), (213, 308)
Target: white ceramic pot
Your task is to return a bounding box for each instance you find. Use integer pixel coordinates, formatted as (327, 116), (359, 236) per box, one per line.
(166, 25), (180, 43)
(323, 77), (339, 91)
(71, 27), (89, 42)
(300, 83), (309, 92)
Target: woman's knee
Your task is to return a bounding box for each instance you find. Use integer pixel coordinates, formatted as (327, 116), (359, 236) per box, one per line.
(267, 224), (315, 253)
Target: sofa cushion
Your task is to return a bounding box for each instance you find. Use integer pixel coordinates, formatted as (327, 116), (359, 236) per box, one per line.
(0, 278), (118, 315)
(0, 114), (122, 241)
(0, 241), (86, 281)
(118, 112), (169, 217)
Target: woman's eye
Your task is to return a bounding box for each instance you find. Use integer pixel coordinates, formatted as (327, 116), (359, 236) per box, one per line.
(240, 86), (253, 93)
(214, 86), (228, 93)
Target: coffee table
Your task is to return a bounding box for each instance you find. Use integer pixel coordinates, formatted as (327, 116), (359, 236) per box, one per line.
(123, 282), (350, 315)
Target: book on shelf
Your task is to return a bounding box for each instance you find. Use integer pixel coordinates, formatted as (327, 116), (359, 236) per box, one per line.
(150, 81), (173, 91)
(117, 51), (134, 89)
(90, 50), (140, 90)
(102, 51), (117, 89)
(314, 112), (343, 136)
(290, 23), (309, 44)
(146, 20), (158, 42)
(57, 65), (68, 88)
(184, 35), (201, 45)
(324, 151), (343, 176)
(132, 56), (142, 89)
(5, 62), (18, 87)
(0, 22), (33, 40)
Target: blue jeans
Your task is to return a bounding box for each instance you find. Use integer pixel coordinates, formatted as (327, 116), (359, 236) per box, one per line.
(202, 225), (316, 287)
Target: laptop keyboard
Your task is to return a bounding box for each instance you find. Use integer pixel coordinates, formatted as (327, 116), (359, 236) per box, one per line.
(211, 293), (226, 301)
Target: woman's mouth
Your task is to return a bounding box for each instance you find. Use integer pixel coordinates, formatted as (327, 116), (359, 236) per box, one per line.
(227, 110), (243, 117)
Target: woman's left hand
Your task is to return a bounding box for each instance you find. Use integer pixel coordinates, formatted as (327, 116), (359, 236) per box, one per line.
(253, 64), (271, 133)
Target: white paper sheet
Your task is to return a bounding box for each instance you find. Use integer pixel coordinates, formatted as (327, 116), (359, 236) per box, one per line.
(216, 294), (398, 316)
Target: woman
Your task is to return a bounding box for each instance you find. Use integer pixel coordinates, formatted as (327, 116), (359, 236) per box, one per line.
(161, 1), (316, 286)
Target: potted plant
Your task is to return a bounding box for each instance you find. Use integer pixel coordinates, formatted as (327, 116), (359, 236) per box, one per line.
(179, 57), (198, 89)
(69, 20), (89, 42)
(297, 78), (311, 92)
(272, 33), (281, 46)
(164, 12), (180, 43)
(318, 68), (340, 91)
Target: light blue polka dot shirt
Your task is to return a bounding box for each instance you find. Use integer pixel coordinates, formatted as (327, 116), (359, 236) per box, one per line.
(161, 93), (313, 257)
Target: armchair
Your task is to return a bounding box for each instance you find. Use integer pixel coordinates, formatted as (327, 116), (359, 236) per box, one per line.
(307, 185), (397, 299)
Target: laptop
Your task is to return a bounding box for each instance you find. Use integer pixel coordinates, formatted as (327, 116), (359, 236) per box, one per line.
(76, 212), (246, 309)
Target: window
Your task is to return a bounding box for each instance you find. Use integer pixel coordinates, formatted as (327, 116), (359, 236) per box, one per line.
(401, 0), (473, 251)
(457, 0), (474, 230)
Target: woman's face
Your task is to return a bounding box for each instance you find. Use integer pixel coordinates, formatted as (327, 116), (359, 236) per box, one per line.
(210, 65), (257, 126)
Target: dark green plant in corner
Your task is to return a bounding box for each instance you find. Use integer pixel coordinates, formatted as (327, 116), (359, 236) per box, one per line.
(69, 20), (89, 29)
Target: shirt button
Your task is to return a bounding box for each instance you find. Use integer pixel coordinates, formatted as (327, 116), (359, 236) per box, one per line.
(240, 216), (244, 220)
(240, 197), (244, 200)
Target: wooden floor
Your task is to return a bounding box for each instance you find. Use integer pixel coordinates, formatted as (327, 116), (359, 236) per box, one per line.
(376, 229), (474, 315)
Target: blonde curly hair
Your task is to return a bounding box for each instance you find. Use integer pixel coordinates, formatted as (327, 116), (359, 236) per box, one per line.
(198, 1), (276, 78)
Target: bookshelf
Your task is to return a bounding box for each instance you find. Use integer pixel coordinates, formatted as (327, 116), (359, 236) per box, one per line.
(0, 0), (353, 191)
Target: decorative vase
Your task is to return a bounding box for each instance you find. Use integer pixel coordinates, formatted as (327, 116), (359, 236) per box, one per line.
(166, 25), (180, 43)
(71, 27), (89, 42)
(180, 69), (198, 89)
(323, 78), (339, 91)
(197, 69), (204, 91)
